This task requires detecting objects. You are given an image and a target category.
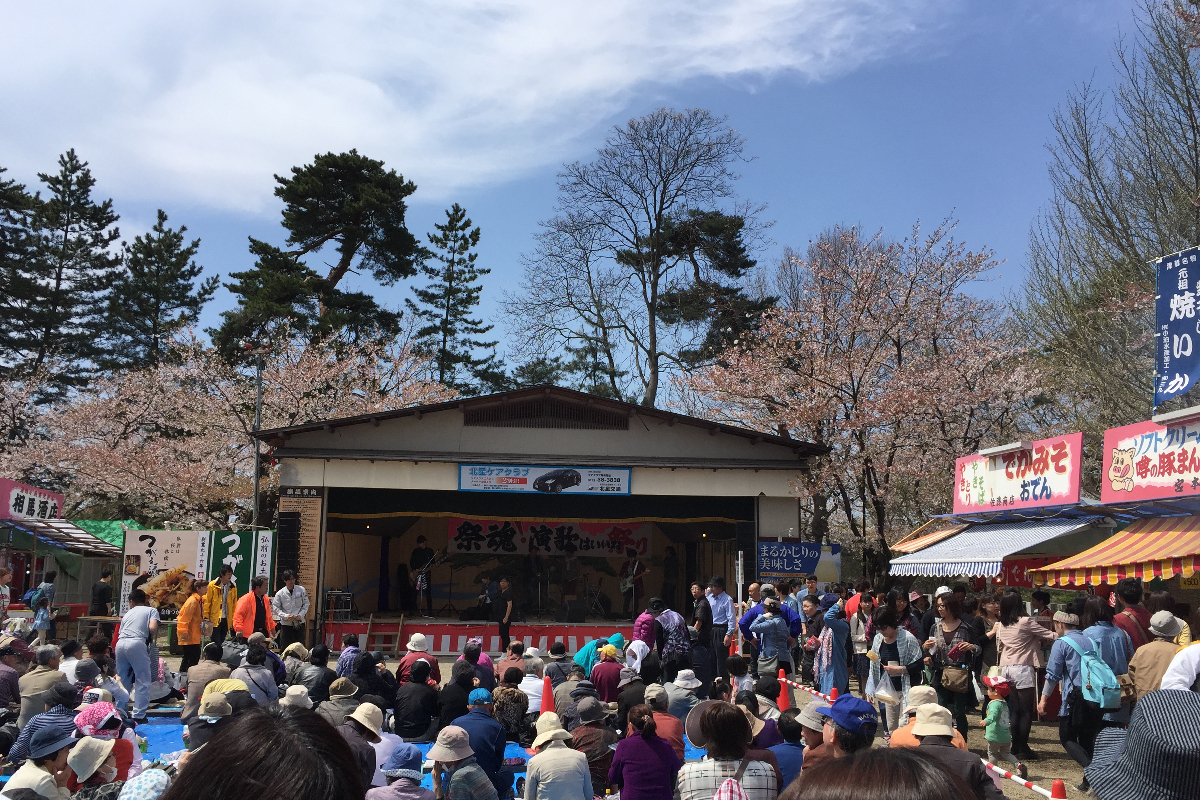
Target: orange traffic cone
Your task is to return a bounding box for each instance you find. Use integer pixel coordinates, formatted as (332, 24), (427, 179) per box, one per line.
(777, 669), (790, 711)
(1050, 780), (1067, 799)
(829, 686), (839, 702)
(539, 674), (555, 715)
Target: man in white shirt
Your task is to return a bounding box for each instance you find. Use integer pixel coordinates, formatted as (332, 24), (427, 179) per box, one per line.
(1160, 642), (1200, 691)
(519, 655), (545, 711)
(271, 570), (310, 649)
(58, 641), (80, 685)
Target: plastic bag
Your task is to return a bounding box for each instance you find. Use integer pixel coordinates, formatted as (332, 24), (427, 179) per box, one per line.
(875, 679), (899, 706)
(865, 673), (877, 699)
(973, 677), (986, 705)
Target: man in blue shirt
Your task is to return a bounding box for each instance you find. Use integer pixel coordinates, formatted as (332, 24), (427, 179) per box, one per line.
(768, 707), (805, 788)
(452, 688), (510, 798)
(706, 576), (736, 680)
(795, 574), (823, 603)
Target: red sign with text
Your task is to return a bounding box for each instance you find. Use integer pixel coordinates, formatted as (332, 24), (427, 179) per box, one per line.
(954, 433), (1083, 513)
(1101, 418), (1200, 503)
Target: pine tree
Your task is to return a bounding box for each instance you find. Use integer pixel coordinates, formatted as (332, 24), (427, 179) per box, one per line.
(104, 210), (218, 370)
(0, 168), (38, 374)
(0, 151), (120, 392)
(408, 204), (499, 393)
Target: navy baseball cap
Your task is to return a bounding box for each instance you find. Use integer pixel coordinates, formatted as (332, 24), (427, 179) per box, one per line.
(816, 695), (879, 734)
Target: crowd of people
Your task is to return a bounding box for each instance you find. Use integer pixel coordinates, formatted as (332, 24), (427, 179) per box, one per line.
(0, 568), (1194, 800)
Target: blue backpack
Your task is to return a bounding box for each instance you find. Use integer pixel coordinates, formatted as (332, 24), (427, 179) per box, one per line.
(1063, 635), (1121, 710)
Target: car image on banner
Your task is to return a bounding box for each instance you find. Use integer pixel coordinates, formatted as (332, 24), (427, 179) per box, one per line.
(459, 464), (630, 494)
(533, 469), (581, 493)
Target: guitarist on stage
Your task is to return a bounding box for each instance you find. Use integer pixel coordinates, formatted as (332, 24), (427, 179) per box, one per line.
(619, 548), (648, 621)
(410, 536), (436, 616)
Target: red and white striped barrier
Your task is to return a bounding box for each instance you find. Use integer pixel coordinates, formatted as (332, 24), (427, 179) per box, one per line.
(981, 761), (1067, 799)
(778, 674), (835, 704)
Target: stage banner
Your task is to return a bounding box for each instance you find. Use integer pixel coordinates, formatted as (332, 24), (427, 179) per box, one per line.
(119, 529), (211, 616)
(953, 432), (1083, 513)
(1155, 247), (1200, 407)
(1, 479), (63, 521)
(756, 541), (842, 581)
(459, 464), (630, 495)
(1101, 417), (1200, 502)
(448, 517), (651, 556)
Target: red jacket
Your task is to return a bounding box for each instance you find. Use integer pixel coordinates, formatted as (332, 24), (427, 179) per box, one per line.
(231, 591), (276, 639)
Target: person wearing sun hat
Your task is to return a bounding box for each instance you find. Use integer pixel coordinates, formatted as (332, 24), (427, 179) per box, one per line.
(185, 692), (234, 751)
(886, 684), (968, 750)
(1083, 689), (1200, 800)
(4, 725), (77, 799)
(524, 712), (592, 800)
(317, 677), (362, 728)
(396, 633), (440, 686)
(913, 703), (1003, 800)
(72, 701), (137, 782)
(66, 736), (121, 800)
(1127, 610), (1185, 699)
(367, 741), (435, 800)
(428, 725), (496, 800)
(666, 667), (702, 722)
(590, 644), (623, 702)
(571, 698), (619, 795)
(339, 702), (384, 787)
(278, 684), (313, 709)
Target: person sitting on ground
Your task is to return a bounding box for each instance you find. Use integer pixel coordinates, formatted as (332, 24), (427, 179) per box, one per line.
(4, 725), (76, 800)
(709, 677), (733, 704)
(349, 651), (398, 710)
(665, 666), (702, 722)
(754, 676), (783, 721)
(66, 735), (123, 800)
(797, 701), (832, 774)
(543, 642), (572, 688)
(392, 659), (440, 741)
(780, 746), (984, 800)
(0, 645), (23, 711)
(367, 742), (435, 800)
(574, 633), (626, 678)
(676, 701), (777, 800)
(278, 685), (311, 709)
(230, 644), (278, 705)
(609, 703), (681, 800)
(18, 647), (65, 729)
(57, 641), (80, 685)
(451, 689), (509, 800)
(396, 634), (441, 686)
(491, 668), (528, 743)
(768, 708), (806, 789)
(8, 683), (80, 767)
(493, 641), (524, 682)
(913, 704), (1003, 800)
(428, 725), (498, 800)
(244, 632), (287, 685)
(336, 634), (361, 678)
(439, 660), (476, 730)
(524, 712), (592, 800)
(738, 690), (784, 749)
(461, 641), (496, 693)
(590, 645), (623, 702)
(317, 678), (363, 728)
(553, 663), (584, 718)
(181, 643), (230, 725)
(71, 700), (137, 783)
(815, 695), (878, 759)
(184, 686), (237, 750)
(338, 703), (384, 789)
(292, 643), (337, 703)
(887, 685), (968, 750)
(634, 683), (685, 760)
(281, 642), (310, 683)
(561, 679), (599, 732)
(517, 653), (545, 711)
(726, 654), (753, 694)
(615, 667), (645, 734)
(1128, 610), (1186, 699)
(570, 697), (618, 796)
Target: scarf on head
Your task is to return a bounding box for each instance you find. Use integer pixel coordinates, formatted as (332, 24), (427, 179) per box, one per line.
(625, 640), (650, 674)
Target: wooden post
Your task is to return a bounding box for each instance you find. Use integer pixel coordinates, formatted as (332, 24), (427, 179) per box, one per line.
(393, 614), (405, 660)
(365, 613), (374, 652)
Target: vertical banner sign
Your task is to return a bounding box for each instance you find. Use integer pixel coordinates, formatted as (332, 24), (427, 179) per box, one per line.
(207, 531), (256, 597)
(253, 529), (275, 584)
(278, 488), (323, 622)
(1156, 247), (1200, 407)
(953, 433), (1083, 513)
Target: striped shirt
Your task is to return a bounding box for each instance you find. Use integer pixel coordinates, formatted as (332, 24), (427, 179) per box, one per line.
(8, 705), (76, 765)
(676, 758), (779, 800)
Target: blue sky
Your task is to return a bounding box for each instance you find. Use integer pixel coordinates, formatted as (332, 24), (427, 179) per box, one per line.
(1, 1), (1135, 355)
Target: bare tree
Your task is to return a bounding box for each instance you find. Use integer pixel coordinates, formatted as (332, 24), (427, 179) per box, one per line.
(506, 108), (749, 406)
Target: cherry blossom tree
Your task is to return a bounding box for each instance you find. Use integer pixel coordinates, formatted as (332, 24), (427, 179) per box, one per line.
(4, 329), (452, 527)
(683, 222), (1041, 575)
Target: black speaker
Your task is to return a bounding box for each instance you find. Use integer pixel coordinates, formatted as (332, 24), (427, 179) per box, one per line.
(556, 601), (587, 623)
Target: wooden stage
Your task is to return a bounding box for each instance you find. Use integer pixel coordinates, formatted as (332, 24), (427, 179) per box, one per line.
(320, 616), (634, 656)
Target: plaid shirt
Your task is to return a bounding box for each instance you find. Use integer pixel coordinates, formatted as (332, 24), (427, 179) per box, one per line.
(445, 757), (499, 800)
(8, 705), (77, 765)
(676, 758), (778, 800)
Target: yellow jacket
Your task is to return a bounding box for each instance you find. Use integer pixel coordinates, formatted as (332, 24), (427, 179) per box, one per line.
(203, 579), (238, 624)
(177, 593), (204, 646)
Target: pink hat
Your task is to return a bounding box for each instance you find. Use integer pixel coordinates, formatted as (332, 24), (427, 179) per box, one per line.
(74, 702), (120, 738)
(909, 591), (923, 602)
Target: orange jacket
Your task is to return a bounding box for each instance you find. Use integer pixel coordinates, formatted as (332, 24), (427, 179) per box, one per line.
(231, 591), (276, 639)
(177, 593), (204, 646)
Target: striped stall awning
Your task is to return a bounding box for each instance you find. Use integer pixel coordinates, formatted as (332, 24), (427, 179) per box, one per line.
(889, 518), (1100, 579)
(1031, 516), (1200, 586)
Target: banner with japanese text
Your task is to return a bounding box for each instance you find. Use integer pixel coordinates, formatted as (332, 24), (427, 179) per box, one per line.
(1, 479), (64, 521)
(448, 517), (651, 557)
(757, 541), (842, 581)
(1101, 418), (1200, 503)
(1156, 247), (1200, 407)
(953, 432), (1083, 513)
(119, 529), (210, 617)
(459, 464), (630, 495)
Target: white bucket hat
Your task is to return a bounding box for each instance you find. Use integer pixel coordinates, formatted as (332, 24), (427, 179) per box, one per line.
(673, 669), (702, 690)
(406, 633), (429, 652)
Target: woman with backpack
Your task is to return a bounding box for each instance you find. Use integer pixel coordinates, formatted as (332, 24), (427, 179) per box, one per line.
(993, 590), (1057, 762)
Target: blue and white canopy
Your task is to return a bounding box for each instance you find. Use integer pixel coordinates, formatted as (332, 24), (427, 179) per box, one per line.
(888, 517), (1103, 578)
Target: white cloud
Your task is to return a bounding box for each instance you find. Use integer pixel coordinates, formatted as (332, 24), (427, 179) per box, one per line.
(0, 0), (945, 212)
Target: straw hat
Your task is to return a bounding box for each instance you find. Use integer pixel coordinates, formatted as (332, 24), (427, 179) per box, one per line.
(280, 685), (313, 709)
(67, 736), (115, 782)
(406, 633), (429, 652)
(531, 712), (573, 749)
(911, 704), (955, 738)
(346, 703), (383, 743)
(428, 725), (474, 762)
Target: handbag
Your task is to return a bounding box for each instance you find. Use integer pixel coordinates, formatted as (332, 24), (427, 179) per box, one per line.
(935, 621), (972, 694)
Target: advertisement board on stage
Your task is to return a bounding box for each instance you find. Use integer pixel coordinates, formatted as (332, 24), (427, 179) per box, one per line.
(459, 464), (630, 495)
(448, 517), (651, 556)
(953, 432), (1083, 513)
(1, 479), (63, 521)
(1101, 417), (1200, 503)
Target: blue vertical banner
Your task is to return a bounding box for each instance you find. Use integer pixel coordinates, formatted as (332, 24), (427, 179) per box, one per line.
(1156, 247), (1200, 407)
